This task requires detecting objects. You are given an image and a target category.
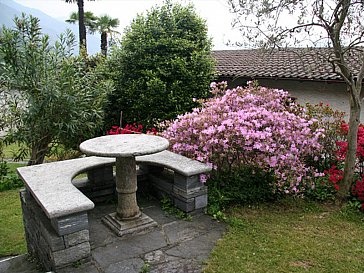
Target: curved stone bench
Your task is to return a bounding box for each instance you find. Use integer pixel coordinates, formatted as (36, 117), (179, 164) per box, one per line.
(17, 150), (211, 271)
(17, 156), (115, 271)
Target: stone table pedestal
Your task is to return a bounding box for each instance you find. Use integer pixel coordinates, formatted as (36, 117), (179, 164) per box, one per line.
(80, 134), (169, 236)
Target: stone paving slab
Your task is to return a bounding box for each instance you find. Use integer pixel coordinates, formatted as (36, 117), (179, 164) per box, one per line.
(0, 255), (40, 273)
(0, 196), (226, 273)
(149, 258), (202, 273)
(103, 258), (144, 273)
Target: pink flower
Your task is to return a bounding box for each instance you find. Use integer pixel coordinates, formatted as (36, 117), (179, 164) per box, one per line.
(200, 174), (208, 183)
(161, 82), (323, 194)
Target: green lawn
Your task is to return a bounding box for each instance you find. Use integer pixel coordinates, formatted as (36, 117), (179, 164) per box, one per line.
(3, 142), (81, 162)
(2, 143), (24, 160)
(204, 199), (364, 273)
(1, 188), (364, 273)
(0, 189), (26, 256)
(6, 162), (26, 173)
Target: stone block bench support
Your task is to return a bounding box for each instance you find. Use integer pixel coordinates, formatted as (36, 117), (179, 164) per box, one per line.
(17, 157), (114, 272)
(137, 150), (212, 213)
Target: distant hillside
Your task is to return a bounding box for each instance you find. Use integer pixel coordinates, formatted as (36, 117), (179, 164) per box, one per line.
(0, 0), (100, 55)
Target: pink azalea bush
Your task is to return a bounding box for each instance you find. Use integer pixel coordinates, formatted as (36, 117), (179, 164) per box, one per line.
(161, 82), (324, 194)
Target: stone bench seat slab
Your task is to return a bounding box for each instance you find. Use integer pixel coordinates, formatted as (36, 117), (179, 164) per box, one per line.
(17, 157), (115, 219)
(17, 150), (211, 219)
(136, 150), (212, 176)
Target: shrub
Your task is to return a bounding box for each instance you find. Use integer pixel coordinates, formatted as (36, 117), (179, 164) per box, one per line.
(337, 123), (364, 176)
(0, 161), (23, 192)
(351, 177), (364, 210)
(306, 165), (342, 201)
(162, 82), (324, 194)
(207, 166), (277, 215)
(304, 102), (345, 172)
(0, 14), (113, 165)
(103, 0), (215, 128)
(305, 119), (364, 206)
(334, 122), (364, 209)
(0, 161), (8, 178)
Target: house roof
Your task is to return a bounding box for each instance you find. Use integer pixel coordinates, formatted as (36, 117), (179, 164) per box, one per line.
(212, 48), (361, 82)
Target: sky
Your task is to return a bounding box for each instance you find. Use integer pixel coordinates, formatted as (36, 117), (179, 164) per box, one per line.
(12, 0), (242, 50)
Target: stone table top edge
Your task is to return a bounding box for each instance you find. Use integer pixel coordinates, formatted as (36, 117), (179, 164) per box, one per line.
(79, 134), (170, 158)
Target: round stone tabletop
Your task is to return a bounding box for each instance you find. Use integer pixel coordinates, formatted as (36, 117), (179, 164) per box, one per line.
(80, 134), (170, 157)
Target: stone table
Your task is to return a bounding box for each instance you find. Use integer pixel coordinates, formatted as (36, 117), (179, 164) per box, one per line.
(80, 134), (169, 236)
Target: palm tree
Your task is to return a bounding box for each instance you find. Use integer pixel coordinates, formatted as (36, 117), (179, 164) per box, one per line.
(96, 15), (120, 56)
(64, 0), (91, 54)
(66, 12), (119, 56)
(66, 11), (97, 34)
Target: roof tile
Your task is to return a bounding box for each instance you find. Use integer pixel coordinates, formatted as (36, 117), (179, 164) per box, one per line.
(213, 48), (361, 81)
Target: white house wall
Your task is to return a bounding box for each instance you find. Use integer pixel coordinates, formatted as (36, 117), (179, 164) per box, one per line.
(223, 77), (364, 121)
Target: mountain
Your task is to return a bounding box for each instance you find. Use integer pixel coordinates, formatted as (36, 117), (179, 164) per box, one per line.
(0, 0), (100, 55)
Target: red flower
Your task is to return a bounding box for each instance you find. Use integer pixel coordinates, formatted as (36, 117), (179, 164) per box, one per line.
(106, 124), (158, 135)
(352, 178), (364, 202)
(326, 165), (343, 185)
(323, 165), (342, 192)
(107, 125), (122, 135)
(335, 123), (364, 173)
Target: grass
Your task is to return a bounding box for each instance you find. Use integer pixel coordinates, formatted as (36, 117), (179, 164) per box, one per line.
(0, 189), (26, 256)
(2, 142), (81, 162)
(1, 178), (364, 272)
(204, 198), (364, 273)
(7, 162), (26, 173)
(3, 143), (20, 159)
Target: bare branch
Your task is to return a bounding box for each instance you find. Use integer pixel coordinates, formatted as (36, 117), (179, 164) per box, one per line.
(346, 33), (364, 50)
(330, 0), (346, 28)
(281, 22), (327, 34)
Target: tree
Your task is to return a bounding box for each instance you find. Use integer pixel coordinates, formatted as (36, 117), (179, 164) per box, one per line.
(66, 13), (120, 56)
(66, 11), (98, 34)
(96, 15), (120, 56)
(228, 0), (364, 198)
(0, 14), (113, 165)
(103, 0), (215, 128)
(64, 0), (94, 53)
(66, 11), (119, 56)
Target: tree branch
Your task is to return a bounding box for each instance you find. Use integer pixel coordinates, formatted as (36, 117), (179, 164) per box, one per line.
(346, 33), (364, 50)
(356, 52), (364, 97)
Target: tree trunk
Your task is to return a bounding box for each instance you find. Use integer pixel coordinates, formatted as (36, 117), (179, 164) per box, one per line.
(101, 32), (107, 56)
(77, 0), (87, 54)
(28, 138), (51, 166)
(340, 86), (361, 199)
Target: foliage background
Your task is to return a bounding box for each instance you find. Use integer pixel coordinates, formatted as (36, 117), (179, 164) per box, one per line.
(0, 14), (113, 165)
(103, 1), (215, 128)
